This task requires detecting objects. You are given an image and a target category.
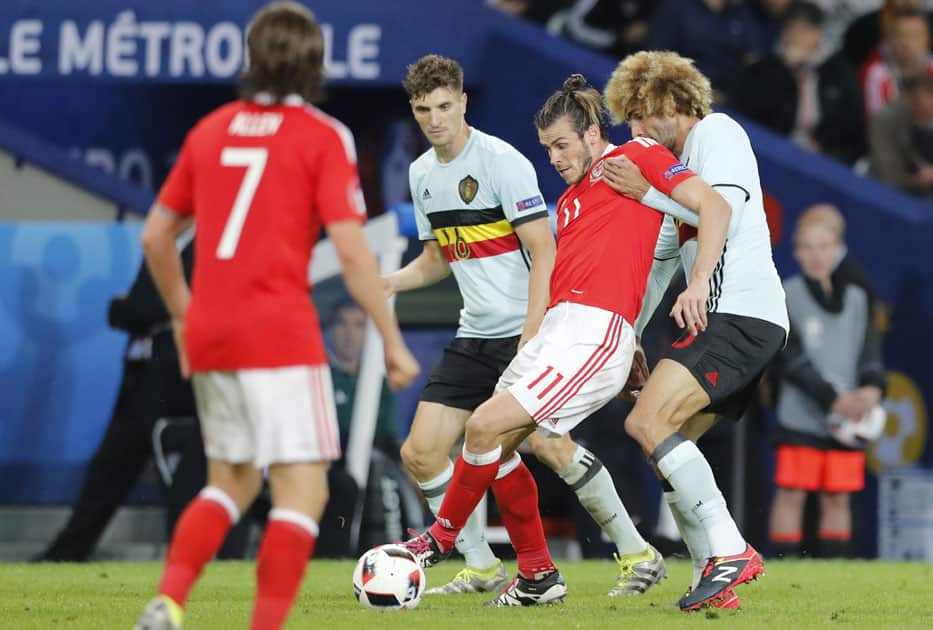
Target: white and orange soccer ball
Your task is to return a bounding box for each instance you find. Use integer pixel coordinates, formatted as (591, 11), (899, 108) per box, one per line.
(352, 544), (425, 610)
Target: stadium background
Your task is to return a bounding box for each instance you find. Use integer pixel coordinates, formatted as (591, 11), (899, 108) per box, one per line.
(0, 0), (930, 561)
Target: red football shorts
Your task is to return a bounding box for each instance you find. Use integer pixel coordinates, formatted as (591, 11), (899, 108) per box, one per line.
(774, 445), (865, 493)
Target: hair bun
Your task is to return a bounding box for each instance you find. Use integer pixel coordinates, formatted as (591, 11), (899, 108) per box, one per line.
(562, 74), (588, 93)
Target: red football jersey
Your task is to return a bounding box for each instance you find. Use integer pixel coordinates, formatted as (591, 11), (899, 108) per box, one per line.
(549, 138), (695, 323)
(158, 98), (365, 370)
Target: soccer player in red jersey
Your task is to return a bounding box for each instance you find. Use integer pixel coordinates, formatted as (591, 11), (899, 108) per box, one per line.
(134, 4), (419, 629)
(403, 74), (731, 606)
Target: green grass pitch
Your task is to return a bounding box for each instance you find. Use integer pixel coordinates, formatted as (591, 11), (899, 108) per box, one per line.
(2, 559), (932, 629)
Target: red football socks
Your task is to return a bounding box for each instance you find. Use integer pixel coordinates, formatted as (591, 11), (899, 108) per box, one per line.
(429, 454), (499, 551)
(493, 461), (556, 579)
(158, 494), (234, 606)
(251, 511), (317, 630)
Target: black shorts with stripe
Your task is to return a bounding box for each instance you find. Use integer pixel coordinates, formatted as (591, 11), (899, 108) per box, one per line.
(665, 312), (786, 421)
(420, 336), (520, 411)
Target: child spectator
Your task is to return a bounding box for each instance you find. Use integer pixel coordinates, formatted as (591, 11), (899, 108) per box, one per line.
(770, 204), (886, 559)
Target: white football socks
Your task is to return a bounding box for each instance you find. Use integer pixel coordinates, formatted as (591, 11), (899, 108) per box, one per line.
(654, 435), (746, 558)
(664, 489), (709, 589)
(558, 445), (647, 556)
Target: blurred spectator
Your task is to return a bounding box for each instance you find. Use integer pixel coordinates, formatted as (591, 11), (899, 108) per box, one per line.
(549, 0), (657, 57)
(750, 0), (796, 52)
(487, 0), (570, 24)
(328, 299), (399, 453)
(770, 205), (886, 559)
(731, 2), (866, 164)
(647, 0), (767, 98)
(317, 299), (420, 556)
(35, 236), (251, 561)
(843, 0), (932, 71)
(35, 236), (194, 561)
(811, 0), (878, 59)
(861, 8), (933, 117)
(380, 119), (422, 210)
(869, 72), (933, 196)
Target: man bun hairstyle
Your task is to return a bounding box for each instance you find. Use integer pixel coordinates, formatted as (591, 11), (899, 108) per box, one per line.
(239, 1), (325, 104)
(534, 73), (609, 139)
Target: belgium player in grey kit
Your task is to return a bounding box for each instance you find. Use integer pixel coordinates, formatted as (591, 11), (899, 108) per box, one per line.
(385, 54), (666, 597)
(603, 51), (790, 611)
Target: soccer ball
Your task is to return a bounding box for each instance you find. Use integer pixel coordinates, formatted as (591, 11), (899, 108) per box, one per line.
(352, 544), (425, 610)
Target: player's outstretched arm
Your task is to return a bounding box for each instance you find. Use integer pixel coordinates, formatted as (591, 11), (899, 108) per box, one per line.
(514, 217), (555, 347)
(141, 203), (194, 377)
(327, 219), (420, 390)
(382, 240), (451, 297)
(668, 177), (731, 335)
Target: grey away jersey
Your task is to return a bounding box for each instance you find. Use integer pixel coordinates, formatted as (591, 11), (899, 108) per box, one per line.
(409, 128), (548, 338)
(644, 113), (789, 332)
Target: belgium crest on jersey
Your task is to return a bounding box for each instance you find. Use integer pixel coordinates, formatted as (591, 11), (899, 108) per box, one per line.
(458, 175), (479, 204)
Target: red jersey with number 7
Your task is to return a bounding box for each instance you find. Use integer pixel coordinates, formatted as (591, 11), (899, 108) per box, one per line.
(157, 97), (366, 371)
(550, 138), (695, 323)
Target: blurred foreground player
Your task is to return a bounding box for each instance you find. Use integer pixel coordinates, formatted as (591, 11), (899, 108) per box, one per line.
(134, 3), (418, 629)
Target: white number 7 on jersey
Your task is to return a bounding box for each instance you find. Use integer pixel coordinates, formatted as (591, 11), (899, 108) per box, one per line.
(216, 147), (268, 259)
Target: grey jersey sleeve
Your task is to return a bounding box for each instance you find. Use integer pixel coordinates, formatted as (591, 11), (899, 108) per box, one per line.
(409, 163), (435, 241)
(642, 186), (698, 227)
(493, 149), (549, 227)
(690, 115), (755, 236)
(642, 182), (748, 237)
(634, 218), (681, 335)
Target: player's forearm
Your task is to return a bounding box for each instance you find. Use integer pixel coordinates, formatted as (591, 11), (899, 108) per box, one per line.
(669, 180), (730, 285)
(641, 186), (699, 228)
(634, 256), (679, 335)
(385, 245), (450, 293)
(522, 247), (554, 340)
(341, 252), (406, 349)
(690, 190), (730, 285)
(141, 219), (189, 319)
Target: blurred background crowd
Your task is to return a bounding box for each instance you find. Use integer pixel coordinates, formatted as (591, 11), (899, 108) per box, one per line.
(495, 0), (933, 197)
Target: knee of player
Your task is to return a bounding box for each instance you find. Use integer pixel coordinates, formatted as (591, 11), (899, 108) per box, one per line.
(399, 438), (437, 479)
(529, 434), (573, 471)
(464, 412), (498, 452)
